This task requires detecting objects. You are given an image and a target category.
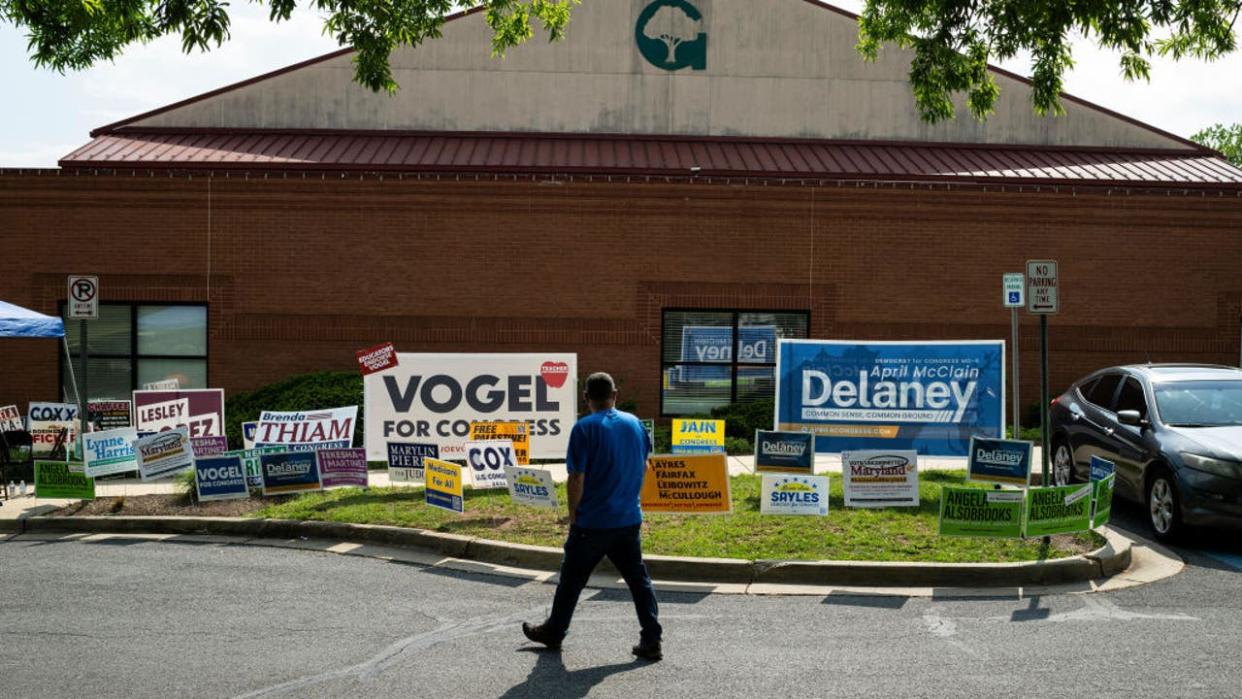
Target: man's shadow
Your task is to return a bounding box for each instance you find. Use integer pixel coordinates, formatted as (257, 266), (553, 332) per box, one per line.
(499, 648), (649, 698)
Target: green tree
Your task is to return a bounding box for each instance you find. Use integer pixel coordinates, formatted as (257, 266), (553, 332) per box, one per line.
(1192, 123), (1242, 165)
(0, 0), (578, 94)
(857, 1), (1241, 123)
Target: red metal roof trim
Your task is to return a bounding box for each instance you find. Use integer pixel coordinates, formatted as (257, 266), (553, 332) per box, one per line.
(58, 131), (1242, 187)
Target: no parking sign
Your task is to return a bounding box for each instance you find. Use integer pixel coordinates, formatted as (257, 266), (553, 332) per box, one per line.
(464, 439), (517, 489)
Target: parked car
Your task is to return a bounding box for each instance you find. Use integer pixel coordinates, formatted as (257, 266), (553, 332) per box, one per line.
(1048, 364), (1242, 541)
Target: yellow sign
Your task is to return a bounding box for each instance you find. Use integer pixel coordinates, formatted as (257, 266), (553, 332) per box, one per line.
(424, 457), (464, 513)
(641, 454), (732, 514)
(469, 421), (530, 465)
(670, 418), (725, 454)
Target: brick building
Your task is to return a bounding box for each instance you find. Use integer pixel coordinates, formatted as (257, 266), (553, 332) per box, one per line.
(2, 0), (1240, 422)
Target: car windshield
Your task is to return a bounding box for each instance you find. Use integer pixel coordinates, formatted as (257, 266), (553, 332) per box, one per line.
(1154, 380), (1242, 427)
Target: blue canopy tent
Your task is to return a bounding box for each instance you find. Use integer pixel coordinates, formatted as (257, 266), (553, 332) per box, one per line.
(0, 299), (83, 421)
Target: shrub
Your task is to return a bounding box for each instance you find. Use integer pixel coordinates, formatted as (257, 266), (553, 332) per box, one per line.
(709, 398), (775, 441)
(224, 371), (363, 450)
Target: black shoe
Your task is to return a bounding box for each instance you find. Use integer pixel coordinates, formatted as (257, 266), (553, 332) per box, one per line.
(522, 622), (562, 650)
(631, 639), (662, 662)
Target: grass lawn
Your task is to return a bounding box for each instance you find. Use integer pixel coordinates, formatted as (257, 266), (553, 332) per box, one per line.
(253, 470), (1102, 563)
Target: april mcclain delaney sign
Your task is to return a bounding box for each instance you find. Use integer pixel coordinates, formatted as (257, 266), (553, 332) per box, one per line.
(774, 340), (1004, 456)
(753, 430), (814, 474)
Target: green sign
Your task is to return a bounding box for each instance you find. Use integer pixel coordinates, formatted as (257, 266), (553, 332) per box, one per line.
(34, 460), (95, 500)
(635, 0), (707, 71)
(939, 486), (1023, 538)
(1023, 483), (1093, 537)
(1092, 474), (1116, 528)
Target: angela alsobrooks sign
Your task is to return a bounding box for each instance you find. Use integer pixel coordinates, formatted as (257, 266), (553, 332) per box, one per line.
(364, 353), (577, 461)
(774, 339), (1004, 456)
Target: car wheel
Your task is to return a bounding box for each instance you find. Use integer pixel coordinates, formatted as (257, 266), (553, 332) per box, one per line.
(1147, 469), (1184, 543)
(1052, 439), (1074, 486)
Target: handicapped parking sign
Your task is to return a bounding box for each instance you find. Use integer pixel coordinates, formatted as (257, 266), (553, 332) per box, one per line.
(1007, 291), (1021, 304)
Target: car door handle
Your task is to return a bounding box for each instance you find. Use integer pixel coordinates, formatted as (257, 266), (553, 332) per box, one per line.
(1103, 427), (1115, 436)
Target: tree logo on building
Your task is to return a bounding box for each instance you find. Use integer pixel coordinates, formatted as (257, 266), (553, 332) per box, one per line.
(635, 0), (707, 71)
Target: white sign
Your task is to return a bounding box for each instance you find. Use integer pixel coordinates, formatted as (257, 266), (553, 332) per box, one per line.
(255, 406), (358, 452)
(1003, 273), (1024, 308)
(0, 404), (22, 432)
(760, 474), (830, 516)
(504, 466), (558, 508)
(67, 275), (99, 320)
(28, 401), (79, 458)
(1025, 260), (1058, 314)
(464, 439), (516, 489)
(143, 378), (180, 391)
(135, 398), (190, 434)
(134, 426), (194, 481)
(363, 353), (578, 461)
(841, 450), (919, 508)
(83, 427), (139, 478)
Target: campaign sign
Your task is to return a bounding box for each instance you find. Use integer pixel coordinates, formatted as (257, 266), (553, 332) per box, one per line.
(939, 487), (1023, 538)
(640, 419), (655, 450)
(225, 447), (284, 489)
(260, 451), (322, 496)
(29, 401), (79, 458)
(363, 353), (577, 461)
(754, 430), (814, 473)
(242, 421), (258, 450)
(841, 450), (919, 508)
(678, 325), (775, 381)
(34, 460), (94, 500)
(425, 458), (464, 514)
(190, 436), (229, 457)
(135, 427), (194, 481)
(356, 342), (399, 376)
(469, 421), (530, 465)
(641, 454), (732, 514)
(0, 404), (21, 432)
(504, 466), (558, 509)
(1023, 484), (1093, 537)
(464, 439), (516, 489)
(194, 455), (249, 502)
(387, 442), (438, 483)
(671, 418), (725, 454)
(1090, 455), (1116, 482)
(760, 474), (829, 516)
(774, 339), (1004, 456)
(319, 448), (368, 489)
(87, 400), (132, 431)
(967, 437), (1033, 486)
(83, 427), (139, 478)
(255, 406), (357, 452)
(132, 389), (225, 437)
(1093, 473), (1116, 529)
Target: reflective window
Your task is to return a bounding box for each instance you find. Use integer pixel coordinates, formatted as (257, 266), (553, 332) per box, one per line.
(1115, 378), (1149, 419)
(1084, 373), (1123, 409)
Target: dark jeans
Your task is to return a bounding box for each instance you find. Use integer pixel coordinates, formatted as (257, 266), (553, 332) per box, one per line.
(545, 523), (661, 643)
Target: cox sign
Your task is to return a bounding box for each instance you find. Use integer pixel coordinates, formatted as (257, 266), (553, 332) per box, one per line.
(464, 439), (517, 490)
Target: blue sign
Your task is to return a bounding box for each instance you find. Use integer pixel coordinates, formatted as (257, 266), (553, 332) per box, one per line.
(194, 455), (249, 502)
(1090, 455), (1115, 481)
(260, 451), (322, 495)
(775, 340), (1005, 456)
(753, 430), (814, 473)
(242, 421), (257, 446)
(1007, 291), (1021, 304)
(678, 325), (776, 381)
(967, 437), (1033, 485)
(387, 442), (438, 468)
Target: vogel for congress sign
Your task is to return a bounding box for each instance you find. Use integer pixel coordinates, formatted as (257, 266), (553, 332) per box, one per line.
(774, 340), (1004, 456)
(364, 353), (576, 461)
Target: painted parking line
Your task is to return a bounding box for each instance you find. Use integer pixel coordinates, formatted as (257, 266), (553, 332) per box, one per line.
(1202, 550), (1242, 571)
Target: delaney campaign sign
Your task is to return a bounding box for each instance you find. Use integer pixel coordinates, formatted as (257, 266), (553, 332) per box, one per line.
(83, 427), (139, 478)
(678, 325), (775, 381)
(753, 430), (814, 473)
(363, 353), (577, 461)
(226, 447), (284, 489)
(760, 474), (829, 516)
(194, 455), (250, 502)
(132, 389), (225, 437)
(255, 406), (357, 452)
(967, 437), (1034, 486)
(260, 451), (322, 496)
(774, 339), (1004, 456)
(841, 450), (919, 508)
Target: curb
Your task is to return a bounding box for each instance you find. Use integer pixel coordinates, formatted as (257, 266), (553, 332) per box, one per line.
(9, 515), (1132, 588)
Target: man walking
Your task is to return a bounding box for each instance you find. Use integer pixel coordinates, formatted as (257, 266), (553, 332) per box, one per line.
(522, 372), (663, 661)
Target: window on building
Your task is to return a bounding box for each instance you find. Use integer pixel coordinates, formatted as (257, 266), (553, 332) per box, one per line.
(661, 309), (810, 416)
(60, 303), (208, 400)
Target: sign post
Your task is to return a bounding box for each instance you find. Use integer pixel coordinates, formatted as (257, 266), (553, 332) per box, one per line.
(1003, 273), (1024, 440)
(68, 275), (98, 453)
(1025, 261), (1058, 488)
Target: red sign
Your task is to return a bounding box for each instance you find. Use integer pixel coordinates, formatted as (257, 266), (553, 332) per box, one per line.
(356, 342), (399, 376)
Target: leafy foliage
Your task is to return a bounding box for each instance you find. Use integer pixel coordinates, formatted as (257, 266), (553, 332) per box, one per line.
(1, 0), (579, 93)
(224, 371), (363, 449)
(858, 1), (1242, 122)
(1192, 123), (1242, 166)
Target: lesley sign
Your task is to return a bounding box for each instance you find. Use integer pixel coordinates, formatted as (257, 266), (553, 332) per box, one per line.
(775, 340), (1004, 456)
(364, 353), (577, 461)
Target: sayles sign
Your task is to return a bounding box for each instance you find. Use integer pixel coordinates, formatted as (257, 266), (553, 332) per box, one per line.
(364, 353), (577, 461)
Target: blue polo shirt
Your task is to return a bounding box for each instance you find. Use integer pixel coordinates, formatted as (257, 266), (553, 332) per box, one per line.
(566, 408), (649, 529)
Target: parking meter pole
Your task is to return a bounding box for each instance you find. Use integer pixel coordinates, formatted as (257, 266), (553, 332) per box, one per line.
(79, 319), (88, 461)
(1011, 307), (1020, 439)
(1040, 314), (1050, 487)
